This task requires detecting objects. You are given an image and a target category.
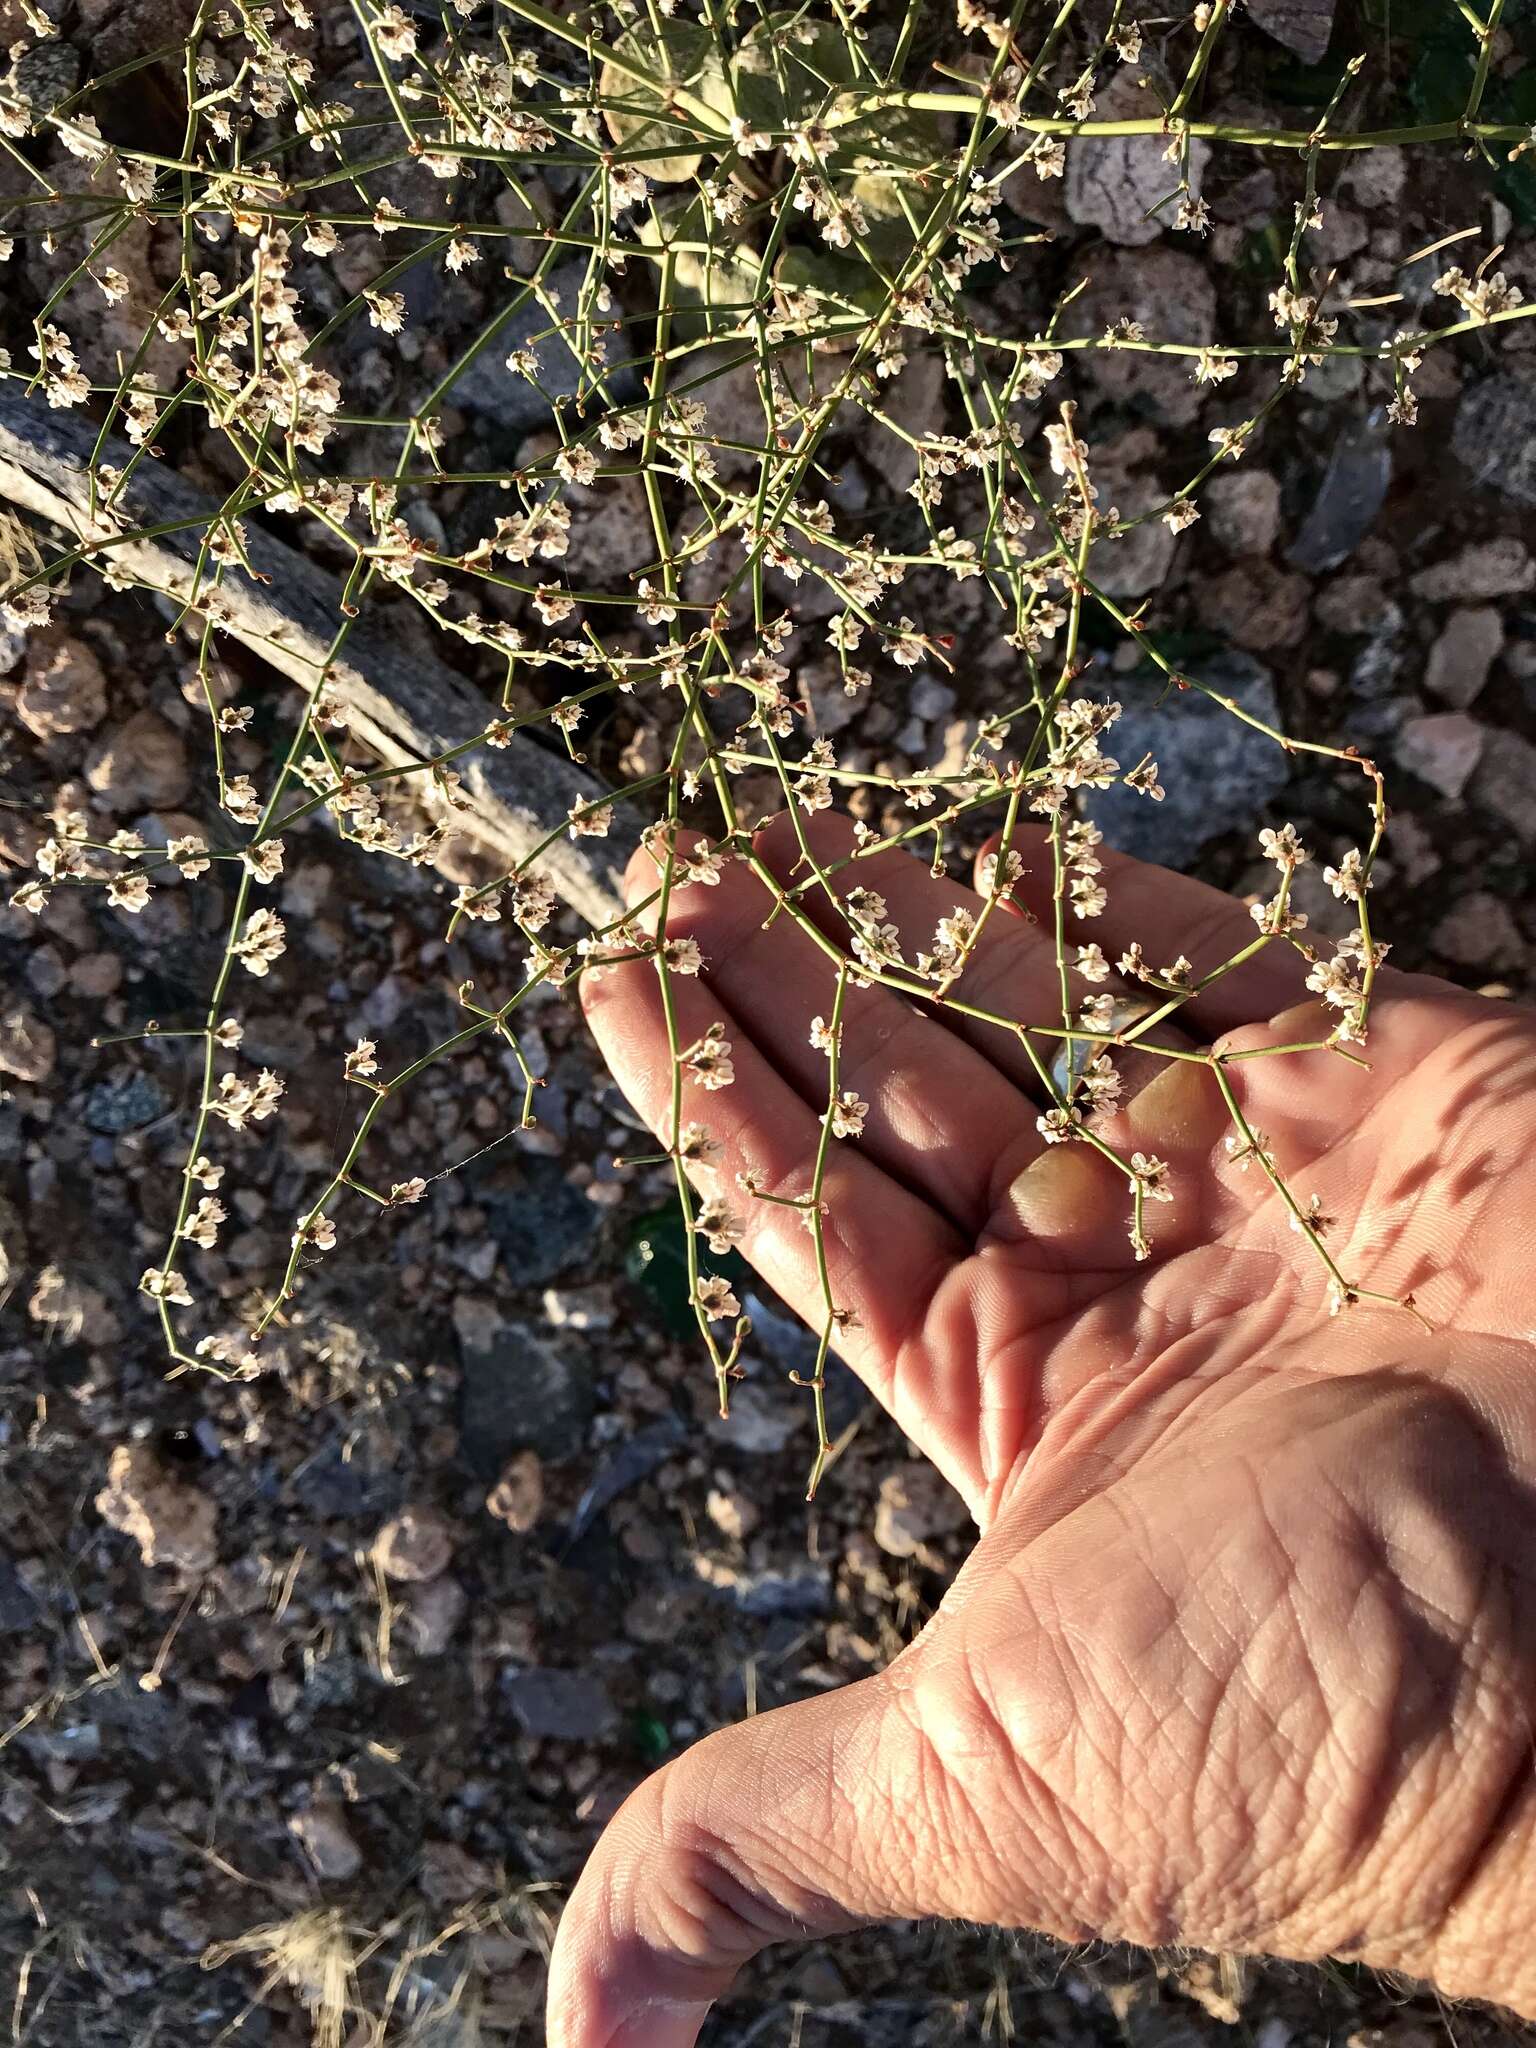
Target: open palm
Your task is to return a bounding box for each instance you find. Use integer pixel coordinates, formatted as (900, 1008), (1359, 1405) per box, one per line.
(554, 811), (1536, 2048)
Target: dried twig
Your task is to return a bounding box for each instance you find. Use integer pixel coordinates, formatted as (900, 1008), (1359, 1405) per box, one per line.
(0, 394), (630, 923)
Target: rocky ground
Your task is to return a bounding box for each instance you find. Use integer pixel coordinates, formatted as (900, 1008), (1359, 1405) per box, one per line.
(5, 0), (1536, 2043)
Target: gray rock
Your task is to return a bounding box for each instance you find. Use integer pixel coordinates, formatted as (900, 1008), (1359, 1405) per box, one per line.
(12, 37), (78, 110)
(0, 1549), (38, 1634)
(874, 1465), (970, 1558)
(82, 1070), (169, 1134)
(505, 1667), (616, 1740)
(0, 1002), (55, 1083)
(477, 1156), (606, 1285)
(1090, 476), (1178, 599)
(1412, 537), (1534, 602)
(1454, 370), (1536, 506)
(459, 1323), (593, 1472)
(446, 261), (640, 432)
(1425, 608), (1502, 708)
(1286, 408), (1392, 572)
(1206, 471), (1281, 558)
(707, 1379), (800, 1455)
(1471, 726), (1536, 841)
(1065, 249), (1216, 429)
(1432, 890), (1524, 970)
(909, 675), (957, 724)
(566, 1416), (686, 1544)
(700, 1558), (831, 1618)
(1084, 654), (1287, 866)
(1066, 76), (1208, 247)
(1395, 713), (1483, 800)
(291, 1438), (407, 1521)
(1247, 0), (1335, 59)
(1338, 147), (1406, 210)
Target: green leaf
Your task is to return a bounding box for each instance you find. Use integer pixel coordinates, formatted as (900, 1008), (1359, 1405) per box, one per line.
(624, 1201), (747, 1337)
(599, 20), (731, 183)
(641, 190), (764, 343)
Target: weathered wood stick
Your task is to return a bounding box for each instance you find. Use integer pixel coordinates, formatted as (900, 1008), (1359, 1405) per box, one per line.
(0, 393), (633, 924)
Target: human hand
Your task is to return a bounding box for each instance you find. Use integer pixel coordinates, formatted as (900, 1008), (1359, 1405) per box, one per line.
(553, 809), (1536, 2047)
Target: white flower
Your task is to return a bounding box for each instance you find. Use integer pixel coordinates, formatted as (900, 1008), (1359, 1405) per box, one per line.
(693, 1202), (744, 1254)
(365, 289), (406, 334)
(681, 1025), (734, 1090)
(233, 907), (286, 976)
(568, 803), (613, 839)
(390, 1177), (427, 1204)
(1075, 943), (1111, 983)
(108, 872), (152, 913)
(830, 1090), (867, 1138)
(1259, 823), (1309, 868)
(168, 834), (210, 878)
(1324, 848), (1366, 900)
(182, 1196), (226, 1249)
(665, 936), (703, 976)
(140, 1267), (193, 1306)
(222, 775), (261, 824)
(345, 1037), (378, 1080)
(241, 838), (284, 883)
(1130, 1151), (1173, 1202)
(696, 1274), (740, 1320)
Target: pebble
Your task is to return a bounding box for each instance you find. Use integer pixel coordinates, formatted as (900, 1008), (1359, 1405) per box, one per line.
(694, 1554), (831, 1618)
(1395, 714), (1484, 800)
(873, 1465), (970, 1559)
(16, 633), (107, 740)
(486, 1449), (544, 1533)
(404, 1573), (468, 1657)
(705, 1485), (760, 1542)
(706, 1380), (799, 1455)
(85, 708), (191, 811)
(1205, 471), (1282, 558)
(288, 1802), (363, 1882)
(1065, 75), (1209, 246)
(1339, 148), (1405, 210)
(1432, 891), (1525, 969)
(908, 675), (957, 724)
(0, 1001), (56, 1082)
(1412, 537), (1533, 601)
(1453, 369), (1536, 507)
(1424, 606), (1503, 707)
(505, 1668), (616, 1740)
(28, 1265), (120, 1346)
(95, 1445), (218, 1572)
(1286, 409), (1392, 573)
(373, 1504), (457, 1584)
(458, 1321), (594, 1472)
(1086, 653), (1288, 867)
(1471, 726), (1536, 840)
(82, 1070), (169, 1134)
(1198, 560), (1309, 650)
(1247, 0), (1335, 59)
(1066, 249), (1216, 427)
(541, 1283), (615, 1333)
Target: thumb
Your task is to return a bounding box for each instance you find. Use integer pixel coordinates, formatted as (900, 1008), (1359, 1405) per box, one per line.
(546, 1667), (975, 2048)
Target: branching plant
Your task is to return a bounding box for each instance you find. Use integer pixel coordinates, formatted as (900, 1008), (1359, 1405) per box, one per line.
(1, 0), (1528, 1494)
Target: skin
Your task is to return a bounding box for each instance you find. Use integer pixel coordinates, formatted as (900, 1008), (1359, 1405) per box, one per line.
(550, 809), (1536, 2048)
